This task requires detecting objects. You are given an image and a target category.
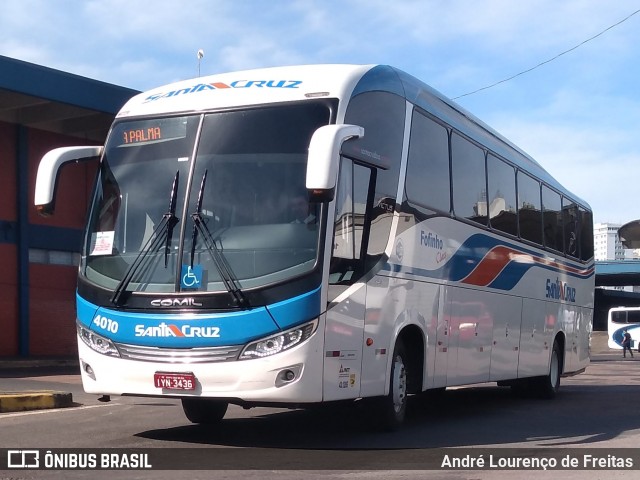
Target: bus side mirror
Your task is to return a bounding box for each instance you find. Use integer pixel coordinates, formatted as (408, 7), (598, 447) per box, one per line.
(34, 146), (103, 216)
(306, 124), (364, 202)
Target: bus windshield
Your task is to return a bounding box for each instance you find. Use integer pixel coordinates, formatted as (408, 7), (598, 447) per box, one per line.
(82, 102), (331, 297)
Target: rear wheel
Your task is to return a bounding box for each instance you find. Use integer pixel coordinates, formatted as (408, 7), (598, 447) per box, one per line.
(181, 398), (228, 424)
(536, 340), (562, 399)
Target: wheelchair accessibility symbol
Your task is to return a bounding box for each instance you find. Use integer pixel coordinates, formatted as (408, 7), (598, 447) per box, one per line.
(181, 264), (203, 289)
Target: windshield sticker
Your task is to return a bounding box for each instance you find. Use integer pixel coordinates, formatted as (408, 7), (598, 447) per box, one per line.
(181, 264), (203, 289)
(90, 231), (115, 256)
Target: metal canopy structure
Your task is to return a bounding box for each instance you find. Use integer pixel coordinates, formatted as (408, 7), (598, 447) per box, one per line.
(618, 220), (640, 250)
(0, 55), (138, 141)
(597, 220), (640, 287)
(596, 261), (640, 287)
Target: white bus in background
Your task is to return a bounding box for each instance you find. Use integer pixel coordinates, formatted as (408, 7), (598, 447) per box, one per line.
(608, 306), (640, 350)
(34, 64), (595, 430)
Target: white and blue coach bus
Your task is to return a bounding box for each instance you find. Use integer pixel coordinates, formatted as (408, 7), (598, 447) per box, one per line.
(34, 65), (594, 429)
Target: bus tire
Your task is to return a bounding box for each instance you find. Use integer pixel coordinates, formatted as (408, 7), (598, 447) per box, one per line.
(375, 339), (408, 431)
(181, 398), (228, 424)
(536, 340), (562, 399)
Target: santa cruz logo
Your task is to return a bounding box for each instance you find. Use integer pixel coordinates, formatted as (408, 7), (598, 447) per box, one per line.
(545, 278), (576, 302)
(135, 322), (221, 338)
(144, 79), (303, 102)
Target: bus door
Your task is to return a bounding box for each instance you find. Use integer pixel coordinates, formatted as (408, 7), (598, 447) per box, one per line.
(448, 289), (493, 385)
(432, 287), (450, 388)
(323, 158), (372, 401)
(488, 294), (522, 381)
(518, 298), (550, 378)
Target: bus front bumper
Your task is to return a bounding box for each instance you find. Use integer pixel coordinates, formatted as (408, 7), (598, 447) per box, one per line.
(76, 331), (324, 404)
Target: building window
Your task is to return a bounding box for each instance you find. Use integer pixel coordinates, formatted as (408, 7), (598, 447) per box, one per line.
(29, 249), (80, 266)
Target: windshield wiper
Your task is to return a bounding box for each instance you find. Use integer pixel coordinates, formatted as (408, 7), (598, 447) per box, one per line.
(164, 171), (180, 267)
(111, 171), (180, 306)
(190, 170), (207, 268)
(190, 170), (249, 309)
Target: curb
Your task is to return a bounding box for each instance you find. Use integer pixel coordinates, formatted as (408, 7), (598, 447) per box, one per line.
(0, 391), (74, 413)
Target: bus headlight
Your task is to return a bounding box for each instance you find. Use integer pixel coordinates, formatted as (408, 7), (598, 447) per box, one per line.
(239, 320), (317, 360)
(77, 321), (120, 357)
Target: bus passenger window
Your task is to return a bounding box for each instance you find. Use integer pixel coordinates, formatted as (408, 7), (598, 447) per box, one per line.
(579, 207), (594, 261)
(487, 154), (517, 236)
(451, 133), (487, 226)
(563, 201), (579, 258)
(405, 111), (450, 215)
(517, 172), (542, 244)
(542, 186), (563, 252)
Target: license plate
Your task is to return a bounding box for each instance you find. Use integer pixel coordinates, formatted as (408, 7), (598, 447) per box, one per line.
(154, 372), (196, 391)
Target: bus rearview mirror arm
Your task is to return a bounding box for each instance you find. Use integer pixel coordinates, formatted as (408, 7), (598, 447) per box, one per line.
(34, 146), (103, 216)
(306, 124), (364, 202)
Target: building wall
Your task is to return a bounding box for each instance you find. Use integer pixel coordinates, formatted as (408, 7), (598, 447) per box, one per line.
(0, 121), (19, 355)
(0, 122), (17, 220)
(29, 264), (79, 356)
(0, 55), (139, 358)
(0, 245), (19, 356)
(27, 128), (99, 356)
(0, 120), (99, 357)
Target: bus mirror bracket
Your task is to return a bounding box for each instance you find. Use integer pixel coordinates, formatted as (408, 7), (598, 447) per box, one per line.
(306, 124), (364, 202)
(34, 146), (103, 216)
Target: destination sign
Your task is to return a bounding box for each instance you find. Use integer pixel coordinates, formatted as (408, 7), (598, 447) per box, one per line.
(122, 126), (162, 144)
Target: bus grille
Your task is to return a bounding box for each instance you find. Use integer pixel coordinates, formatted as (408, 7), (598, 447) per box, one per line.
(114, 342), (241, 363)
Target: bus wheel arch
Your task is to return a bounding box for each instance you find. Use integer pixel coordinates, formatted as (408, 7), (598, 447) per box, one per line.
(397, 324), (425, 395)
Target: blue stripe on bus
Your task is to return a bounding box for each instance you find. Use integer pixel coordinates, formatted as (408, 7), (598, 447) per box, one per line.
(266, 286), (321, 329)
(76, 288), (321, 348)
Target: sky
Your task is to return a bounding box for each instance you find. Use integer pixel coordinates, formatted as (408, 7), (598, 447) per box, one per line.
(2, 0), (640, 225)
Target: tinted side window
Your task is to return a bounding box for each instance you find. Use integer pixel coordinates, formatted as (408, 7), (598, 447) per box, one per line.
(542, 186), (563, 252)
(405, 110), (450, 214)
(562, 200), (579, 258)
(343, 92), (404, 204)
(451, 133), (487, 225)
(518, 172), (542, 244)
(486, 154), (517, 236)
(580, 207), (594, 261)
(344, 92), (405, 258)
(611, 311), (626, 323)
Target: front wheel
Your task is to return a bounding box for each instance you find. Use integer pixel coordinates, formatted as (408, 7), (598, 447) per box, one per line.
(181, 398), (228, 424)
(373, 340), (408, 431)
